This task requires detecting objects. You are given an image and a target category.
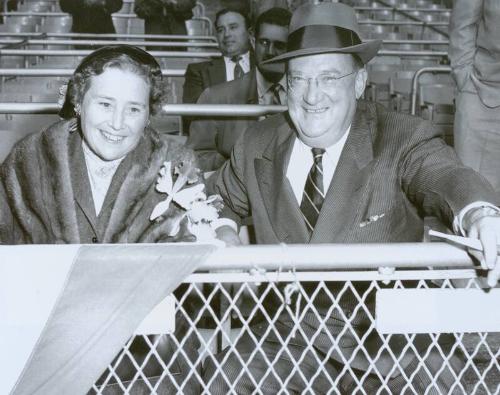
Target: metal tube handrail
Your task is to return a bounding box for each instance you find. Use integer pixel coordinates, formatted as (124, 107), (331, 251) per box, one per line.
(410, 66), (452, 115)
(355, 6), (451, 12)
(358, 20), (449, 26)
(0, 242), (475, 271)
(22, 39), (219, 48)
(0, 68), (185, 77)
(0, 48), (445, 58)
(0, 33), (216, 42)
(0, 11), (135, 17)
(199, 242), (474, 271)
(0, 48), (221, 57)
(378, 49), (447, 57)
(0, 103), (287, 115)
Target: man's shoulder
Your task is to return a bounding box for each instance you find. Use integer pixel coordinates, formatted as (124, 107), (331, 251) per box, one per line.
(186, 57), (223, 73)
(199, 71), (255, 103)
(238, 112), (290, 151)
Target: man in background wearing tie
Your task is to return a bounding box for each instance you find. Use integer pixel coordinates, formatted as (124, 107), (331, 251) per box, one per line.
(182, 7), (253, 106)
(187, 6), (291, 171)
(205, 3), (500, 393)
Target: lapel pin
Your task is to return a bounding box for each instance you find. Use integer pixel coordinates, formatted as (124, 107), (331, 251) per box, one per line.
(360, 213), (385, 227)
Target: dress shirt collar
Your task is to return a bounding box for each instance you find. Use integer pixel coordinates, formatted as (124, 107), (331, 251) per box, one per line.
(223, 51), (251, 81)
(256, 68), (287, 104)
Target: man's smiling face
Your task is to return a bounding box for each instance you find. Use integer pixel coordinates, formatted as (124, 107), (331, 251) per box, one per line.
(287, 53), (367, 148)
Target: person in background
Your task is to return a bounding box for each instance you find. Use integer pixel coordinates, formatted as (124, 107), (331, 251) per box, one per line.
(204, 3), (500, 393)
(134, 0), (196, 51)
(60, 0), (123, 35)
(182, 7), (254, 106)
(187, 6), (291, 171)
(449, 0), (500, 196)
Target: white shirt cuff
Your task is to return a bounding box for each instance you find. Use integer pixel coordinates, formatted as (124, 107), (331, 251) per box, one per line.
(210, 218), (238, 233)
(453, 201), (500, 235)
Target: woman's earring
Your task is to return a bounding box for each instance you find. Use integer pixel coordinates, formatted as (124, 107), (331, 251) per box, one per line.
(74, 104), (81, 116)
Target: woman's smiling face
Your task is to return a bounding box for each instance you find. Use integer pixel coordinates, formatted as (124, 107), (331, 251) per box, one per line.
(80, 67), (150, 161)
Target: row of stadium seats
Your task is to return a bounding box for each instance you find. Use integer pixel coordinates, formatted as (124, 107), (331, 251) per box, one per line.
(0, 0), (455, 161)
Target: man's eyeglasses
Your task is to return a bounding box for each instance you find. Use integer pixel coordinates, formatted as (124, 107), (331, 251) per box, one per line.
(287, 71), (356, 93)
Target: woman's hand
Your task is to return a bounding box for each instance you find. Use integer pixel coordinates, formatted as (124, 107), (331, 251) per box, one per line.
(215, 225), (242, 247)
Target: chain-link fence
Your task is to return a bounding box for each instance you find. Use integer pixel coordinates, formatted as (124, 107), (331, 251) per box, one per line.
(89, 266), (500, 394)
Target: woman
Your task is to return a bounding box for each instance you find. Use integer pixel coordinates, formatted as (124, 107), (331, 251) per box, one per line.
(0, 45), (236, 393)
(0, 45), (234, 245)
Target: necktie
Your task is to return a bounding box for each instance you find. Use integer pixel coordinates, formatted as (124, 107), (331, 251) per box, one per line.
(232, 55), (244, 79)
(300, 148), (325, 235)
(270, 83), (282, 105)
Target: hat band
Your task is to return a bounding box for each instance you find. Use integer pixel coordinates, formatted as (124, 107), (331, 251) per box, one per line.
(287, 25), (362, 52)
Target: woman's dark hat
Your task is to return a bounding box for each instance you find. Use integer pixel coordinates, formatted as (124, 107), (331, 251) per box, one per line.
(59, 45), (161, 119)
(263, 2), (382, 65)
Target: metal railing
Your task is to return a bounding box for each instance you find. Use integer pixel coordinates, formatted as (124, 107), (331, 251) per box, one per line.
(0, 48), (221, 57)
(4, 243), (500, 394)
(0, 103), (287, 116)
(0, 68), (186, 77)
(0, 32), (217, 41)
(410, 66), (452, 115)
(0, 38), (219, 48)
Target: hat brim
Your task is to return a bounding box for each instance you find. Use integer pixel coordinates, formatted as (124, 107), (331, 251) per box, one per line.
(262, 39), (382, 65)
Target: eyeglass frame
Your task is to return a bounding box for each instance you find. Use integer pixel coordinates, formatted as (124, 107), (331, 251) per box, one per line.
(286, 70), (357, 93)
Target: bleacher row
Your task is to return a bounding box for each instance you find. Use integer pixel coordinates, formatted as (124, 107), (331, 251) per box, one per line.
(0, 0), (456, 163)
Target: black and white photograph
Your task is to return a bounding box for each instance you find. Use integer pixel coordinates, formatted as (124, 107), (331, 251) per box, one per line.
(0, 0), (499, 394)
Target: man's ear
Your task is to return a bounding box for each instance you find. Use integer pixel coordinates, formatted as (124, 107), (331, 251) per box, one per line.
(354, 67), (368, 99)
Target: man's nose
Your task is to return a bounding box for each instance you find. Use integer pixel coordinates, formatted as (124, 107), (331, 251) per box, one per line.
(303, 78), (322, 104)
(265, 43), (276, 57)
(111, 108), (125, 130)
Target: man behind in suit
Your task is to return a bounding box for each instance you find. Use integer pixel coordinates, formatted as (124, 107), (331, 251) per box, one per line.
(182, 7), (253, 106)
(449, 0), (500, 195)
(204, 3), (500, 393)
(187, 6), (291, 171)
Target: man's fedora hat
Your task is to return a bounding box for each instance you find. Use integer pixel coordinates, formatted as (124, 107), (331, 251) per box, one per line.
(263, 2), (382, 64)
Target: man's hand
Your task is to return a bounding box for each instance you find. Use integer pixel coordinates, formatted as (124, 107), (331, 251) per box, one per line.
(463, 207), (500, 287)
(215, 225), (242, 247)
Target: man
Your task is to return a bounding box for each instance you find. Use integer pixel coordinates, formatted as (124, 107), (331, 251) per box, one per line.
(449, 0), (500, 195)
(204, 3), (500, 393)
(187, 6), (291, 171)
(182, 7), (253, 106)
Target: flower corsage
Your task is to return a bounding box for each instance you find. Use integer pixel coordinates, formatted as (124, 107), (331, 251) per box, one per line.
(150, 160), (227, 243)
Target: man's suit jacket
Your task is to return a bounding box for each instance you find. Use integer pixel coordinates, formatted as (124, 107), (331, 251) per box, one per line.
(210, 100), (498, 376)
(449, 0), (500, 106)
(182, 58), (227, 105)
(213, 100), (497, 244)
(187, 70), (259, 171)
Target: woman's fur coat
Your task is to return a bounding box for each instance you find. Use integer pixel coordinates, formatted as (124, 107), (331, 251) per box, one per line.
(0, 119), (197, 244)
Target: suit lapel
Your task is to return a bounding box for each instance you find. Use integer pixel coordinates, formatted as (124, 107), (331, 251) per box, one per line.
(254, 119), (310, 243)
(246, 70), (258, 104)
(311, 106), (376, 243)
(69, 131), (98, 234)
(209, 57), (227, 85)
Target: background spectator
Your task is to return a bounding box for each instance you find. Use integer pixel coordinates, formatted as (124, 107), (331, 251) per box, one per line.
(449, 0), (500, 195)
(134, 0), (196, 50)
(60, 0), (123, 35)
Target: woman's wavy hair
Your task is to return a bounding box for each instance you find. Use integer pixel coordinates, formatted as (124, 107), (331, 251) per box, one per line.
(59, 45), (164, 119)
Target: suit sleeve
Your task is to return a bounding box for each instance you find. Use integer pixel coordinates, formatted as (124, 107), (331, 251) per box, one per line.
(400, 119), (499, 227)
(182, 63), (205, 104)
(186, 87), (226, 171)
(448, 0), (482, 90)
(208, 133), (251, 224)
